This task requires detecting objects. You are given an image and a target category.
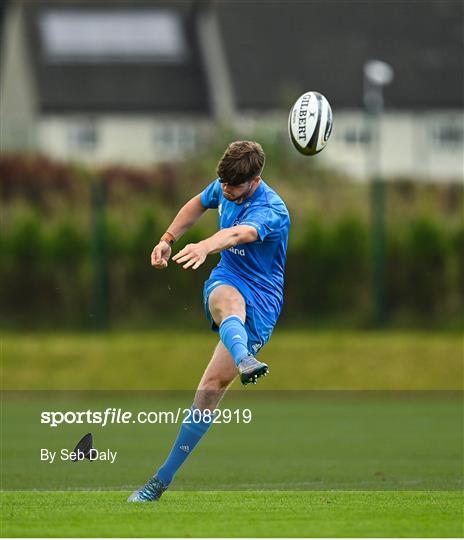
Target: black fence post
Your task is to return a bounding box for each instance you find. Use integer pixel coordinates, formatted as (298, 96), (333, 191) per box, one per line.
(91, 178), (108, 330)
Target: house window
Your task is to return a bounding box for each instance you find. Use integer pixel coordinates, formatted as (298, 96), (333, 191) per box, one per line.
(432, 123), (464, 148)
(154, 123), (196, 157)
(40, 10), (186, 63)
(343, 127), (371, 145)
(68, 122), (98, 153)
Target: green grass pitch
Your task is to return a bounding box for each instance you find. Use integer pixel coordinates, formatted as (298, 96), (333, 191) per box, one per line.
(2, 330), (462, 537)
(3, 330), (462, 390)
(2, 491), (463, 537)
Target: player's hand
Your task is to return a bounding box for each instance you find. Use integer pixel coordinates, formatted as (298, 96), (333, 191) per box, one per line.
(172, 242), (209, 270)
(151, 241), (172, 269)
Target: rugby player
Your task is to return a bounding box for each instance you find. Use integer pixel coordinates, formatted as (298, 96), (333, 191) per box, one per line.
(129, 141), (290, 502)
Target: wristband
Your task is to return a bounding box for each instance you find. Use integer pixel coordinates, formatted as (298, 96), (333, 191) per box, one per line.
(160, 231), (176, 246)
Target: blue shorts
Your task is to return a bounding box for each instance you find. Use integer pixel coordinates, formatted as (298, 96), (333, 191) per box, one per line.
(203, 269), (281, 356)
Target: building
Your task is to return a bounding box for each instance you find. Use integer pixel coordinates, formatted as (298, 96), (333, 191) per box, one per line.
(1, 0), (463, 180)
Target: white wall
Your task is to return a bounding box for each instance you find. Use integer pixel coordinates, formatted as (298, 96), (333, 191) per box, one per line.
(325, 110), (463, 182)
(231, 110), (463, 182)
(37, 115), (212, 165)
(36, 111), (463, 181)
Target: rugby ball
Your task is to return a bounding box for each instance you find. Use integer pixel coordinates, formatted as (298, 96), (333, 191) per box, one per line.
(288, 91), (333, 155)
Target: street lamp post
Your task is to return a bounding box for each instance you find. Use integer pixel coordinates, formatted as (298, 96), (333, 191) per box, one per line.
(363, 60), (394, 328)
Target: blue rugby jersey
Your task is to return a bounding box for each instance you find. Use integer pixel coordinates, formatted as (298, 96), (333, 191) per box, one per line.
(200, 178), (290, 308)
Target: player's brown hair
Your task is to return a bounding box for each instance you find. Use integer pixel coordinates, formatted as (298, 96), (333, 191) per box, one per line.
(217, 141), (265, 185)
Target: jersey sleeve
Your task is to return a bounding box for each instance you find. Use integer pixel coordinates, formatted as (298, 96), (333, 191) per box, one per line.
(200, 179), (221, 209)
(240, 206), (283, 242)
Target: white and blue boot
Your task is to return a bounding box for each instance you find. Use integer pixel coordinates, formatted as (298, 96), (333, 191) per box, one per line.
(127, 476), (167, 502)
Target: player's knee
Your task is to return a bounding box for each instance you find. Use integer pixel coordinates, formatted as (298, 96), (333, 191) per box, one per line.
(209, 286), (246, 326)
(210, 299), (245, 325)
(216, 307), (244, 326)
(198, 377), (224, 393)
(195, 379), (228, 411)
(199, 371), (233, 394)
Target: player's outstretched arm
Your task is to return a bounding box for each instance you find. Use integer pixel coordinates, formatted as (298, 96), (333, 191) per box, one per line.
(172, 225), (258, 270)
(151, 195), (207, 270)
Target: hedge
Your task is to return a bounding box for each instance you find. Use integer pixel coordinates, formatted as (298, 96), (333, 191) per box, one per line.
(1, 210), (462, 328)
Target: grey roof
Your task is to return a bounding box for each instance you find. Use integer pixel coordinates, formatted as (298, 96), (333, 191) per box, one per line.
(218, 0), (464, 110)
(25, 0), (211, 114)
(22, 0), (464, 113)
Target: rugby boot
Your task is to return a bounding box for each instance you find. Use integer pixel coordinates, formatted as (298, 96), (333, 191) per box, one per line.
(127, 475), (167, 502)
(238, 354), (269, 385)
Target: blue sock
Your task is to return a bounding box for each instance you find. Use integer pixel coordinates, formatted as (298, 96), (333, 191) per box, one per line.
(155, 406), (214, 486)
(219, 315), (249, 366)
